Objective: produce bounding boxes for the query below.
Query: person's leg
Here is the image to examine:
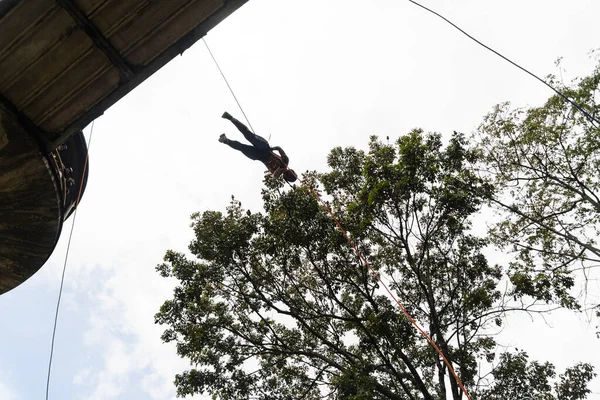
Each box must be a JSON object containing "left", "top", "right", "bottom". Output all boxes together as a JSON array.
[
  {"left": 223, "top": 112, "right": 270, "bottom": 149},
  {"left": 223, "top": 139, "right": 261, "bottom": 160}
]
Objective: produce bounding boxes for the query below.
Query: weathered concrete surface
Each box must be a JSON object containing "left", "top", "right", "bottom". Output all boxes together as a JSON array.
[
  {"left": 0, "top": 0, "right": 250, "bottom": 293},
  {"left": 0, "top": 103, "right": 62, "bottom": 295},
  {"left": 0, "top": 0, "right": 249, "bottom": 150}
]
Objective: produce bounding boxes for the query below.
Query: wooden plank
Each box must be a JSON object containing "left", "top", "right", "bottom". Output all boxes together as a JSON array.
[
  {"left": 39, "top": 68, "right": 120, "bottom": 132},
  {"left": 4, "top": 28, "right": 93, "bottom": 108},
  {"left": 87, "top": 0, "right": 153, "bottom": 37},
  {"left": 108, "top": 0, "right": 192, "bottom": 53},
  {"left": 74, "top": 0, "right": 112, "bottom": 16},
  {"left": 0, "top": 8, "right": 76, "bottom": 90},
  {"left": 0, "top": 0, "right": 55, "bottom": 59},
  {"left": 24, "top": 49, "right": 111, "bottom": 123},
  {"left": 56, "top": 0, "right": 135, "bottom": 79},
  {"left": 127, "top": 0, "right": 223, "bottom": 66}
]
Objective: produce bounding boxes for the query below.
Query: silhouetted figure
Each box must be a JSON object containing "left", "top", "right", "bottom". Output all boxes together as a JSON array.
[{"left": 219, "top": 112, "right": 297, "bottom": 182}]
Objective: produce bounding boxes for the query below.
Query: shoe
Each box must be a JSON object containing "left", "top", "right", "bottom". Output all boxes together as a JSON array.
[
  {"left": 222, "top": 111, "right": 232, "bottom": 120},
  {"left": 219, "top": 133, "right": 227, "bottom": 143}
]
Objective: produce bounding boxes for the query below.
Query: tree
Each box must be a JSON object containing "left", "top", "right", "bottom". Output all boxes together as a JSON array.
[
  {"left": 480, "top": 352, "right": 595, "bottom": 400},
  {"left": 156, "top": 130, "right": 595, "bottom": 399},
  {"left": 475, "top": 56, "right": 600, "bottom": 312}
]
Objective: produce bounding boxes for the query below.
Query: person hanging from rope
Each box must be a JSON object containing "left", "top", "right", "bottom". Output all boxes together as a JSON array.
[{"left": 219, "top": 111, "right": 297, "bottom": 182}]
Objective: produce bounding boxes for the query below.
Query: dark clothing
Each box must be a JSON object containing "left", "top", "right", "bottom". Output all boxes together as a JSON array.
[
  {"left": 225, "top": 117, "right": 289, "bottom": 171},
  {"left": 224, "top": 139, "right": 266, "bottom": 161}
]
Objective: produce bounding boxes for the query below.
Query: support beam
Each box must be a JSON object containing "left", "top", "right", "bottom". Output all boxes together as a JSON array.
[
  {"left": 0, "top": 92, "right": 52, "bottom": 152},
  {"left": 55, "top": 0, "right": 135, "bottom": 80},
  {"left": 48, "top": 0, "right": 250, "bottom": 149}
]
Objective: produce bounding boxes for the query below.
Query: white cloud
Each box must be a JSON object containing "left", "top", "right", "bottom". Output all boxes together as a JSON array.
[
  {"left": 73, "top": 367, "right": 91, "bottom": 386},
  {"left": 0, "top": 364, "right": 18, "bottom": 400},
  {"left": 70, "top": 234, "right": 208, "bottom": 399},
  {"left": 88, "top": 370, "right": 125, "bottom": 400},
  {"left": 0, "top": 381, "right": 18, "bottom": 400}
]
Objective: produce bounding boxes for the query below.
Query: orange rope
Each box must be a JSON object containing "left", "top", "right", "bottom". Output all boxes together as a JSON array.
[
  {"left": 286, "top": 174, "right": 472, "bottom": 399},
  {"left": 203, "top": 37, "right": 470, "bottom": 399}
]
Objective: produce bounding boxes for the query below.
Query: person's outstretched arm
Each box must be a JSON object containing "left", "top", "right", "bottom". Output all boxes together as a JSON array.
[{"left": 270, "top": 146, "right": 289, "bottom": 165}]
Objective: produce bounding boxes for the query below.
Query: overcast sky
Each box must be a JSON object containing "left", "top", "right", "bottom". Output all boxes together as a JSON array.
[{"left": 1, "top": 1, "right": 600, "bottom": 399}]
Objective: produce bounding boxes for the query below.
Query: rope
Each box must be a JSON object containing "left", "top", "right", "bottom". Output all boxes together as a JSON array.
[
  {"left": 203, "top": 38, "right": 258, "bottom": 134},
  {"left": 285, "top": 176, "right": 471, "bottom": 399},
  {"left": 203, "top": 37, "right": 472, "bottom": 399},
  {"left": 408, "top": 0, "right": 600, "bottom": 127},
  {"left": 45, "top": 121, "right": 94, "bottom": 400}
]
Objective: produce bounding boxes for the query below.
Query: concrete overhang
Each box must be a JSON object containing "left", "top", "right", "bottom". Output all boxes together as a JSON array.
[{"left": 0, "top": 0, "right": 249, "bottom": 294}]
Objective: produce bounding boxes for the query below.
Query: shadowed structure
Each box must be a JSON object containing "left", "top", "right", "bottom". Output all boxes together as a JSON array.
[{"left": 0, "top": 0, "right": 248, "bottom": 294}]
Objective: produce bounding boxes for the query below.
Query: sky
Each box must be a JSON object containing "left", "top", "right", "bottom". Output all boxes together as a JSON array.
[{"left": 1, "top": 0, "right": 600, "bottom": 399}]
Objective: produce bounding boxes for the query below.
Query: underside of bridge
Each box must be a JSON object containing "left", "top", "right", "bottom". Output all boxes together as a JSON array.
[{"left": 0, "top": 0, "right": 248, "bottom": 294}]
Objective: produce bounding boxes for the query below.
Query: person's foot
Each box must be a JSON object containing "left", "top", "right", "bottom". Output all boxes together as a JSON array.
[
  {"left": 222, "top": 111, "right": 232, "bottom": 120},
  {"left": 219, "top": 133, "right": 227, "bottom": 143}
]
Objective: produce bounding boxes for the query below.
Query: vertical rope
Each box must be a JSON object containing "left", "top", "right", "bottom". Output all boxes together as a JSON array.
[
  {"left": 203, "top": 38, "right": 257, "bottom": 133},
  {"left": 45, "top": 121, "right": 94, "bottom": 400}
]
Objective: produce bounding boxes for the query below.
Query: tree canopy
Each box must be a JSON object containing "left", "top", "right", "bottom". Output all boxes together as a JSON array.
[
  {"left": 476, "top": 56, "right": 600, "bottom": 313},
  {"left": 156, "top": 125, "right": 595, "bottom": 398}
]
